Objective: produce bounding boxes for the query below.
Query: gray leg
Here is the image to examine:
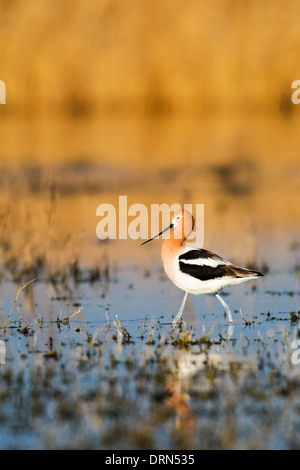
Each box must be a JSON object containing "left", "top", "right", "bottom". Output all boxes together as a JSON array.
[
  {"left": 215, "top": 293, "right": 233, "bottom": 323},
  {"left": 172, "top": 291, "right": 189, "bottom": 325}
]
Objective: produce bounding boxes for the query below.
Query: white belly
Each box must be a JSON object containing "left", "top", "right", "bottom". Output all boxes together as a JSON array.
[{"left": 163, "top": 257, "right": 256, "bottom": 295}]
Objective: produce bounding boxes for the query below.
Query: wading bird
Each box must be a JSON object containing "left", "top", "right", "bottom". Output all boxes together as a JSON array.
[{"left": 141, "top": 209, "right": 263, "bottom": 325}]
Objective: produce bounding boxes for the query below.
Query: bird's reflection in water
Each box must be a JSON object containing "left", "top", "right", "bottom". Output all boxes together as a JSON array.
[{"left": 165, "top": 323, "right": 234, "bottom": 438}]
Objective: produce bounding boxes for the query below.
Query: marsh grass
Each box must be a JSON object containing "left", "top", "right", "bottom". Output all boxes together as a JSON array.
[
  {"left": 239, "top": 308, "right": 254, "bottom": 327},
  {"left": 113, "top": 316, "right": 134, "bottom": 344},
  {"left": 169, "top": 322, "right": 216, "bottom": 349},
  {"left": 1, "top": 311, "right": 300, "bottom": 449},
  {"left": 0, "top": 170, "right": 112, "bottom": 289},
  {"left": 0, "top": 277, "right": 83, "bottom": 337},
  {"left": 56, "top": 306, "right": 83, "bottom": 326},
  {"left": 0, "top": 278, "right": 38, "bottom": 329}
]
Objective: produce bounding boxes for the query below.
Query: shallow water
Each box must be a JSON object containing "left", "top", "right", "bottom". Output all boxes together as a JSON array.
[
  {"left": 0, "top": 112, "right": 299, "bottom": 448},
  {"left": 0, "top": 231, "right": 299, "bottom": 449}
]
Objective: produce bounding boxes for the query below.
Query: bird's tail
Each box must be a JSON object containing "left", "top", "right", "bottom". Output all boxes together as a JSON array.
[{"left": 229, "top": 265, "right": 264, "bottom": 278}]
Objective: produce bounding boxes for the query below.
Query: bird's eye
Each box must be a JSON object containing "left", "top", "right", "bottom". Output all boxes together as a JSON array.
[{"left": 176, "top": 215, "right": 181, "bottom": 220}]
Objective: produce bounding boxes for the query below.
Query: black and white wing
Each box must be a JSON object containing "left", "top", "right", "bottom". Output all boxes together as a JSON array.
[{"left": 179, "top": 249, "right": 263, "bottom": 281}]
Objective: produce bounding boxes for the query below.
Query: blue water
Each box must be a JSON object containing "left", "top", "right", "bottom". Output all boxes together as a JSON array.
[{"left": 0, "top": 232, "right": 300, "bottom": 449}]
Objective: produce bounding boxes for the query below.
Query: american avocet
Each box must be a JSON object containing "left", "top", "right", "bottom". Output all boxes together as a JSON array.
[{"left": 142, "top": 209, "right": 263, "bottom": 325}]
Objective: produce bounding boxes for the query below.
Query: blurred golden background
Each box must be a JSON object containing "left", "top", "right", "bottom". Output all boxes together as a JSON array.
[
  {"left": 1, "top": 0, "right": 300, "bottom": 117},
  {"left": 0, "top": 0, "right": 299, "bottom": 280}
]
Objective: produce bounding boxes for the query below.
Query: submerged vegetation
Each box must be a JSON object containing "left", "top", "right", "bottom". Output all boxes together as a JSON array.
[
  {"left": 0, "top": 159, "right": 298, "bottom": 449},
  {"left": 0, "top": 250, "right": 300, "bottom": 450},
  {"left": 1, "top": 299, "right": 300, "bottom": 450}
]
